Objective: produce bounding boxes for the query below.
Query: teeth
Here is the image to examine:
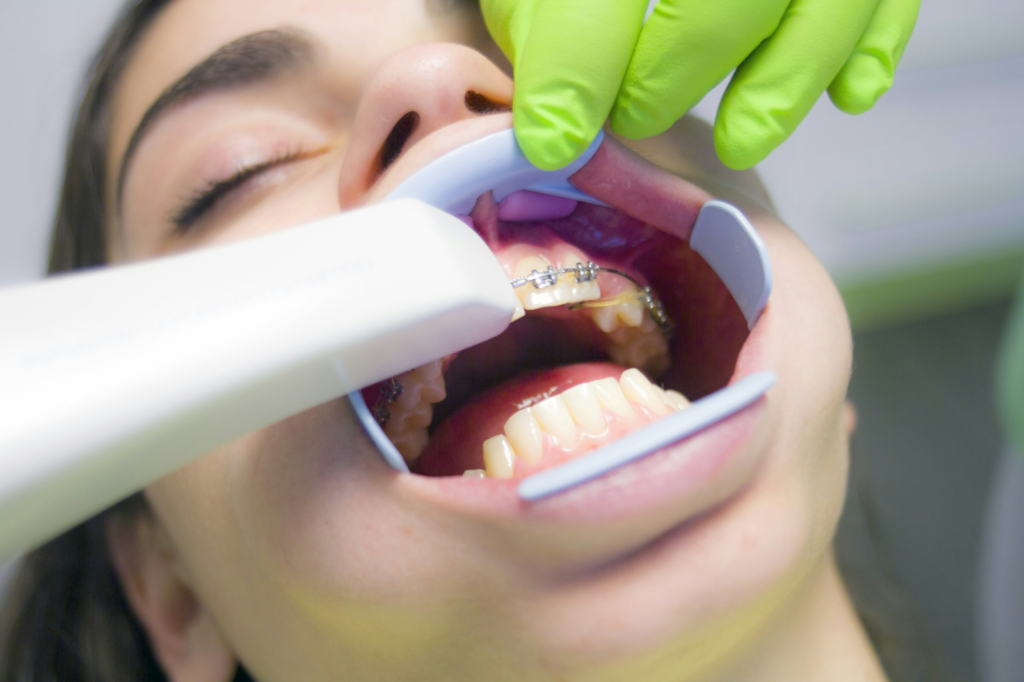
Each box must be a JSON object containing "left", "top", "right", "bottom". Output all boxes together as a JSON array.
[
  {"left": 512, "top": 297, "right": 526, "bottom": 322},
  {"left": 503, "top": 409, "right": 544, "bottom": 463},
  {"left": 615, "top": 299, "right": 645, "bottom": 328},
  {"left": 388, "top": 428, "right": 429, "bottom": 465},
  {"left": 386, "top": 400, "right": 432, "bottom": 430},
  {"left": 591, "top": 377, "right": 636, "bottom": 419},
  {"left": 408, "top": 361, "right": 446, "bottom": 403},
  {"left": 652, "top": 386, "right": 678, "bottom": 412},
  {"left": 590, "top": 306, "right": 620, "bottom": 333},
  {"left": 463, "top": 469, "right": 486, "bottom": 478},
  {"left": 560, "top": 251, "right": 601, "bottom": 302},
  {"left": 531, "top": 395, "right": 579, "bottom": 449},
  {"left": 514, "top": 257, "right": 568, "bottom": 310},
  {"left": 585, "top": 290, "right": 646, "bottom": 333},
  {"left": 378, "top": 360, "right": 448, "bottom": 465},
  {"left": 619, "top": 368, "right": 671, "bottom": 416},
  {"left": 384, "top": 237, "right": 683, "bottom": 473},
  {"left": 508, "top": 255, "right": 670, "bottom": 381},
  {"left": 561, "top": 383, "right": 607, "bottom": 435},
  {"left": 482, "top": 435, "right": 517, "bottom": 478},
  {"left": 607, "top": 318, "right": 670, "bottom": 378},
  {"left": 478, "top": 370, "right": 691, "bottom": 478},
  {"left": 666, "top": 389, "right": 690, "bottom": 411},
  {"left": 513, "top": 256, "right": 551, "bottom": 281},
  {"left": 512, "top": 255, "right": 601, "bottom": 311}
]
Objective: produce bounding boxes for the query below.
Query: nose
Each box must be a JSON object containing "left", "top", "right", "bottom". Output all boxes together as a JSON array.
[{"left": 338, "top": 43, "right": 513, "bottom": 207}]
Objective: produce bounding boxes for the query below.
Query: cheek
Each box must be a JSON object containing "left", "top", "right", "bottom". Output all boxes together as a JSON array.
[
  {"left": 777, "top": 258, "right": 853, "bottom": 546},
  {"left": 729, "top": 222, "right": 854, "bottom": 579},
  {"left": 227, "top": 401, "right": 402, "bottom": 587},
  {"left": 147, "top": 400, "right": 501, "bottom": 671},
  {"left": 744, "top": 390, "right": 850, "bottom": 583},
  {"left": 223, "top": 402, "right": 485, "bottom": 614}
]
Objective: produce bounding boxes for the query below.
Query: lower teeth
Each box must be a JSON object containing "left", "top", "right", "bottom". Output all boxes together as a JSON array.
[
  {"left": 476, "top": 367, "right": 689, "bottom": 479},
  {"left": 373, "top": 358, "right": 690, "bottom": 480}
]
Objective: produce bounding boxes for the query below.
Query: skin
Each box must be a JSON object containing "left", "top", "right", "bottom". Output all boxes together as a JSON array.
[{"left": 103, "top": 0, "right": 884, "bottom": 680}]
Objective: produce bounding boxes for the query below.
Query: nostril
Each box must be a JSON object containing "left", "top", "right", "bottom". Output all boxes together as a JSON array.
[
  {"left": 376, "top": 111, "right": 420, "bottom": 176},
  {"left": 464, "top": 91, "right": 511, "bottom": 115}
]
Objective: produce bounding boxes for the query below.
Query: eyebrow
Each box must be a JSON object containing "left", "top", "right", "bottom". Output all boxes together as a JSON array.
[{"left": 116, "top": 28, "right": 316, "bottom": 210}]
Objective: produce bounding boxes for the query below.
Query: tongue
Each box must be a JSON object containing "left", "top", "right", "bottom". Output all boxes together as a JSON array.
[{"left": 415, "top": 362, "right": 661, "bottom": 478}]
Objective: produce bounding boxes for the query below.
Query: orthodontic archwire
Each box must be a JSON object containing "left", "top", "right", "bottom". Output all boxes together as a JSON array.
[
  {"left": 509, "top": 261, "right": 674, "bottom": 338},
  {"left": 374, "top": 262, "right": 673, "bottom": 429}
]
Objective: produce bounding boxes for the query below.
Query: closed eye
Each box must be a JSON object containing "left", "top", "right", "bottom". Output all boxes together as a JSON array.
[{"left": 170, "top": 149, "right": 316, "bottom": 235}]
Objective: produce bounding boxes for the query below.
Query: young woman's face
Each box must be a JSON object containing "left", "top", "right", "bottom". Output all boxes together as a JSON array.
[{"left": 109, "top": 0, "right": 854, "bottom": 678}]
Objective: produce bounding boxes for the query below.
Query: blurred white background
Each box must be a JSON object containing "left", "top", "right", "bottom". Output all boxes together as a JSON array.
[{"left": 0, "top": 0, "right": 124, "bottom": 283}]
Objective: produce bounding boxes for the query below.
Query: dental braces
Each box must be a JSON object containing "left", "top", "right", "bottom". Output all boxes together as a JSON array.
[
  {"left": 373, "top": 263, "right": 672, "bottom": 429},
  {"left": 373, "top": 377, "right": 403, "bottom": 427},
  {"left": 510, "top": 261, "right": 673, "bottom": 337}
]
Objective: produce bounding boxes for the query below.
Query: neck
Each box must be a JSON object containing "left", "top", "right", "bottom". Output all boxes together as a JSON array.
[{"left": 724, "top": 552, "right": 888, "bottom": 682}]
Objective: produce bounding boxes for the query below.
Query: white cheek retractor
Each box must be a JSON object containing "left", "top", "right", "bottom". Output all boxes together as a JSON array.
[
  {"left": 0, "top": 200, "right": 518, "bottom": 562},
  {"left": 351, "top": 129, "right": 776, "bottom": 499}
]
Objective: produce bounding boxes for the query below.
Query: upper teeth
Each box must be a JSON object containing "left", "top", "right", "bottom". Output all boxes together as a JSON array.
[
  {"left": 512, "top": 255, "right": 601, "bottom": 311},
  {"left": 381, "top": 358, "right": 447, "bottom": 464},
  {"left": 509, "top": 254, "right": 672, "bottom": 342}
]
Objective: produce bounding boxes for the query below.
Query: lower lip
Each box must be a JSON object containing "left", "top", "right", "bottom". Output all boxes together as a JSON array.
[{"left": 400, "top": 384, "right": 771, "bottom": 526}]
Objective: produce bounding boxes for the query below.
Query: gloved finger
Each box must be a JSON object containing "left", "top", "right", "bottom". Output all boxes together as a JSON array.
[
  {"left": 511, "top": 0, "right": 649, "bottom": 170},
  {"left": 479, "top": 0, "right": 538, "bottom": 67},
  {"left": 828, "top": 0, "right": 921, "bottom": 114},
  {"left": 714, "top": 0, "right": 881, "bottom": 170},
  {"left": 610, "top": 0, "right": 790, "bottom": 140}
]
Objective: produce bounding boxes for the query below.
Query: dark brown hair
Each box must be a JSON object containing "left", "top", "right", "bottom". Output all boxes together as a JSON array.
[{"left": 46, "top": 0, "right": 172, "bottom": 275}]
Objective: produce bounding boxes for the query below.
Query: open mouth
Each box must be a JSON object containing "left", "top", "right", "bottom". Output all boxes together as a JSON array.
[{"left": 354, "top": 129, "right": 772, "bottom": 500}]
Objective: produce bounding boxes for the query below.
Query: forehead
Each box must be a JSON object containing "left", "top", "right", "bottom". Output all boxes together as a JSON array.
[{"left": 107, "top": 0, "right": 478, "bottom": 205}]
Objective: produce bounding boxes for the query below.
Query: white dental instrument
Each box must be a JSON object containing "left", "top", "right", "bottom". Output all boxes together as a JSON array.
[
  {"left": 352, "top": 129, "right": 776, "bottom": 495},
  {"left": 0, "top": 199, "right": 518, "bottom": 562}
]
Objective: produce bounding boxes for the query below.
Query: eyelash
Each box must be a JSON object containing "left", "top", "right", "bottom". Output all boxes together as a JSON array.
[{"left": 171, "top": 149, "right": 308, "bottom": 234}]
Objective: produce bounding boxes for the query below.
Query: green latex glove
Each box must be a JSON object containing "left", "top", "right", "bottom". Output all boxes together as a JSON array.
[{"left": 482, "top": 0, "right": 920, "bottom": 171}]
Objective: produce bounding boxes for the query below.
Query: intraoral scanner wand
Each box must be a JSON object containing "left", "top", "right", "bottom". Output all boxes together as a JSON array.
[{"left": 0, "top": 199, "right": 519, "bottom": 562}]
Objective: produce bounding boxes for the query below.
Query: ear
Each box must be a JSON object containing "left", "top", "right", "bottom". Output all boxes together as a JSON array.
[
  {"left": 843, "top": 400, "right": 858, "bottom": 437},
  {"left": 107, "top": 507, "right": 237, "bottom": 682}
]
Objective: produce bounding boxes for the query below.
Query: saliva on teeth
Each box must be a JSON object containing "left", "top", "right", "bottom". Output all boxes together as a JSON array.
[{"left": 373, "top": 251, "right": 683, "bottom": 476}]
